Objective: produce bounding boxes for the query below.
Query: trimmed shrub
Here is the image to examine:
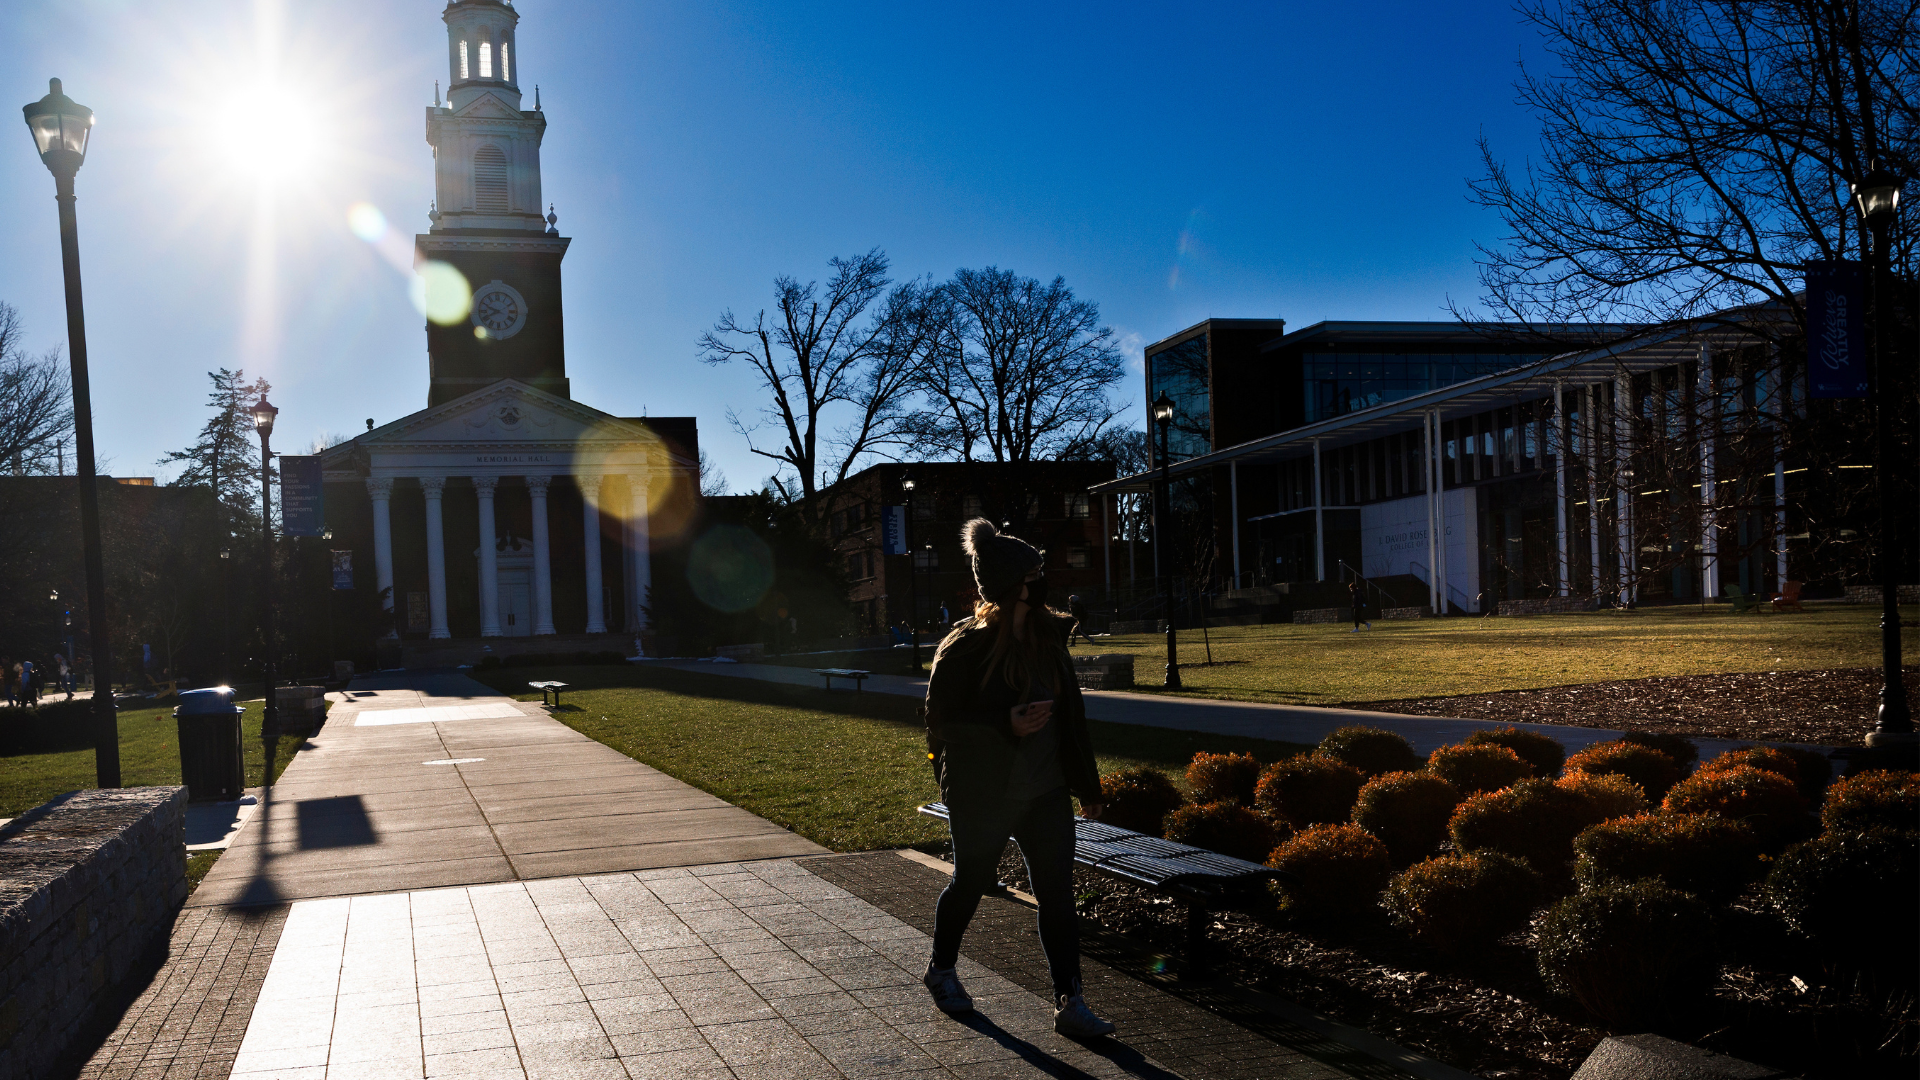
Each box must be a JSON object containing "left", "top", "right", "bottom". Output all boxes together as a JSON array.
[
  {"left": 1556, "top": 771, "right": 1650, "bottom": 822},
  {"left": 1819, "top": 769, "right": 1919, "bottom": 835},
  {"left": 1449, "top": 778, "right": 1602, "bottom": 878},
  {"left": 1187, "top": 751, "right": 1262, "bottom": 806},
  {"left": 1268, "top": 823, "right": 1393, "bottom": 922},
  {"left": 1317, "top": 726, "right": 1423, "bottom": 777},
  {"left": 1255, "top": 754, "right": 1366, "bottom": 828},
  {"left": 1537, "top": 880, "right": 1718, "bottom": 1030},
  {"left": 1698, "top": 746, "right": 1801, "bottom": 789},
  {"left": 1766, "top": 745, "right": 1833, "bottom": 801},
  {"left": 1562, "top": 741, "right": 1683, "bottom": 801},
  {"left": 1573, "top": 812, "right": 1763, "bottom": 902},
  {"left": 1164, "top": 800, "right": 1283, "bottom": 864},
  {"left": 1662, "top": 765, "right": 1809, "bottom": 849},
  {"left": 1098, "top": 767, "right": 1185, "bottom": 836},
  {"left": 1427, "top": 743, "right": 1533, "bottom": 796},
  {"left": 1352, "top": 771, "right": 1461, "bottom": 866},
  {"left": 1462, "top": 726, "right": 1567, "bottom": 778},
  {"left": 1762, "top": 827, "right": 1918, "bottom": 984},
  {"left": 1381, "top": 852, "right": 1542, "bottom": 955},
  {"left": 1618, "top": 729, "right": 1700, "bottom": 769}
]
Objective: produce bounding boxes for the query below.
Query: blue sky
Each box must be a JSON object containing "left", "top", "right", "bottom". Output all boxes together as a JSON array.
[{"left": 2, "top": 0, "right": 1549, "bottom": 492}]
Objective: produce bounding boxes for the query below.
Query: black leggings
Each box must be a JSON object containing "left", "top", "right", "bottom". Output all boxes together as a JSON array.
[{"left": 931, "top": 787, "right": 1081, "bottom": 999}]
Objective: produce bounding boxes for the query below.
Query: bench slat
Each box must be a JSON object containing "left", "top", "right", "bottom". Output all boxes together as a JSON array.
[{"left": 918, "top": 802, "right": 1291, "bottom": 891}]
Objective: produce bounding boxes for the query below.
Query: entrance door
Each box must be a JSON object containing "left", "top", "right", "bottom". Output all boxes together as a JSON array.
[{"left": 499, "top": 570, "right": 533, "bottom": 637}]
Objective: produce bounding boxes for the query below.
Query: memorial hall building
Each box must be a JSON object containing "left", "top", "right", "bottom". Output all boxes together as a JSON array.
[{"left": 320, "top": 0, "right": 697, "bottom": 661}]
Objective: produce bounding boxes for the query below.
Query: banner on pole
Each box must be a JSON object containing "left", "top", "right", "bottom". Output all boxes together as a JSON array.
[
  {"left": 331, "top": 550, "right": 353, "bottom": 590},
  {"left": 882, "top": 505, "right": 907, "bottom": 555},
  {"left": 280, "top": 455, "right": 326, "bottom": 536},
  {"left": 1806, "top": 260, "right": 1867, "bottom": 399}
]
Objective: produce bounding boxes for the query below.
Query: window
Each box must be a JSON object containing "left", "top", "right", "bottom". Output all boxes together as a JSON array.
[
  {"left": 479, "top": 39, "right": 494, "bottom": 79},
  {"left": 458, "top": 40, "right": 470, "bottom": 80},
  {"left": 845, "top": 553, "right": 865, "bottom": 580},
  {"left": 1066, "top": 547, "right": 1090, "bottom": 569},
  {"left": 500, "top": 40, "right": 510, "bottom": 82},
  {"left": 1026, "top": 494, "right": 1045, "bottom": 519},
  {"left": 912, "top": 493, "right": 935, "bottom": 521},
  {"left": 473, "top": 146, "right": 509, "bottom": 211},
  {"left": 914, "top": 547, "right": 939, "bottom": 570},
  {"left": 1065, "top": 493, "right": 1090, "bottom": 518},
  {"left": 962, "top": 495, "right": 983, "bottom": 518}
]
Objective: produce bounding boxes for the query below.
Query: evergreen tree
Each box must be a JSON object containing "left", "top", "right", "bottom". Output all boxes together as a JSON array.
[{"left": 159, "top": 368, "right": 274, "bottom": 530}]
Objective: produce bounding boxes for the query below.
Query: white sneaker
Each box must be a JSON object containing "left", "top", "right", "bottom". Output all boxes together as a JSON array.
[
  {"left": 1053, "top": 993, "right": 1116, "bottom": 1037},
  {"left": 923, "top": 963, "right": 973, "bottom": 1014}
]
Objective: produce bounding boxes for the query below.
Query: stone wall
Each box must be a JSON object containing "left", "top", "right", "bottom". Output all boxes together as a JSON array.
[
  {"left": 1107, "top": 619, "right": 1167, "bottom": 635},
  {"left": 1844, "top": 584, "right": 1920, "bottom": 604},
  {"left": 1496, "top": 596, "right": 1598, "bottom": 616},
  {"left": 1380, "top": 606, "right": 1429, "bottom": 620},
  {"left": 1072, "top": 654, "right": 1135, "bottom": 691},
  {"left": 1293, "top": 607, "right": 1346, "bottom": 624},
  {"left": 0, "top": 787, "right": 187, "bottom": 1080}
]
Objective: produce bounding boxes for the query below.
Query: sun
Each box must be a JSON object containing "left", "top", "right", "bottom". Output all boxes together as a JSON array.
[{"left": 208, "top": 79, "right": 335, "bottom": 185}]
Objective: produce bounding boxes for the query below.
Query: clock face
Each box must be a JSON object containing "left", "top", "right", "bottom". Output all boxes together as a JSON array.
[{"left": 470, "top": 280, "right": 528, "bottom": 339}]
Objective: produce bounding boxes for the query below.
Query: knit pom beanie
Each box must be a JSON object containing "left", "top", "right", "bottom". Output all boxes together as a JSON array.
[{"left": 961, "top": 518, "right": 1043, "bottom": 605}]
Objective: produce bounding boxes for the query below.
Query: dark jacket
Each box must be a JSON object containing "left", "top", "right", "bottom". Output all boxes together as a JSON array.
[{"left": 920, "top": 612, "right": 1101, "bottom": 811}]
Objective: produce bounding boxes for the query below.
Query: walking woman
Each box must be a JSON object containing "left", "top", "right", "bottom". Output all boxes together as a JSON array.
[{"left": 919, "top": 519, "right": 1115, "bottom": 1037}]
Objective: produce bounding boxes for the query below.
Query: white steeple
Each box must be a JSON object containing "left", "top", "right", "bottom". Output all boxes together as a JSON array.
[{"left": 426, "top": 0, "right": 548, "bottom": 233}]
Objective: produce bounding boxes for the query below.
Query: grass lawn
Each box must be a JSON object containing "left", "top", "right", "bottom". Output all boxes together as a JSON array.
[
  {"left": 476, "top": 665, "right": 1310, "bottom": 852},
  {"left": 0, "top": 699, "right": 303, "bottom": 819},
  {"left": 1075, "top": 604, "right": 1920, "bottom": 705}
]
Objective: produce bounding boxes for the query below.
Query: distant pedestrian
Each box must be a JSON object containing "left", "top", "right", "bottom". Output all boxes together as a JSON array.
[
  {"left": 55, "top": 654, "right": 71, "bottom": 699},
  {"left": 1066, "top": 595, "right": 1096, "bottom": 647},
  {"left": 1348, "top": 579, "right": 1372, "bottom": 632},
  {"left": 937, "top": 601, "right": 951, "bottom": 628}
]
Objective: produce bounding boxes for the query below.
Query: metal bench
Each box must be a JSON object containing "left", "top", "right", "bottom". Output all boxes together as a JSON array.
[
  {"left": 812, "top": 668, "right": 871, "bottom": 693},
  {"left": 918, "top": 801, "right": 1296, "bottom": 974},
  {"left": 527, "top": 681, "right": 569, "bottom": 707}
]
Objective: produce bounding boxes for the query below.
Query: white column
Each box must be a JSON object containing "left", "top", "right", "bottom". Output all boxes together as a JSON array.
[
  {"left": 527, "top": 475, "right": 556, "bottom": 635},
  {"left": 1432, "top": 412, "right": 1449, "bottom": 613},
  {"left": 421, "top": 477, "right": 451, "bottom": 639},
  {"left": 1774, "top": 352, "right": 1789, "bottom": 588},
  {"left": 1586, "top": 384, "right": 1603, "bottom": 597},
  {"left": 1311, "top": 439, "right": 1325, "bottom": 582},
  {"left": 626, "top": 473, "right": 652, "bottom": 632},
  {"left": 1102, "top": 493, "right": 1112, "bottom": 592},
  {"left": 580, "top": 475, "right": 607, "bottom": 633},
  {"left": 1697, "top": 346, "right": 1718, "bottom": 602},
  {"left": 366, "top": 477, "right": 397, "bottom": 634},
  {"left": 1425, "top": 411, "right": 1439, "bottom": 612},
  {"left": 1554, "top": 382, "right": 1570, "bottom": 597},
  {"left": 1614, "top": 373, "right": 1635, "bottom": 605},
  {"left": 475, "top": 475, "right": 502, "bottom": 637},
  {"left": 1229, "top": 460, "right": 1242, "bottom": 590}
]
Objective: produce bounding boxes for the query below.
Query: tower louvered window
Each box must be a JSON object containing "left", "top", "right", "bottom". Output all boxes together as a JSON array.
[{"left": 473, "top": 146, "right": 509, "bottom": 211}]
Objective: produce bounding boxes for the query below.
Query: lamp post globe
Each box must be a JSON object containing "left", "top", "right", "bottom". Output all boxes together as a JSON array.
[
  {"left": 254, "top": 396, "right": 282, "bottom": 778},
  {"left": 24, "top": 78, "right": 117, "bottom": 786},
  {"left": 1151, "top": 392, "right": 1181, "bottom": 690},
  {"left": 1850, "top": 162, "right": 1913, "bottom": 745},
  {"left": 901, "top": 470, "right": 922, "bottom": 672}
]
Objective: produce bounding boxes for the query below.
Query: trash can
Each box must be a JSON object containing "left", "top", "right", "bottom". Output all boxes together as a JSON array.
[{"left": 175, "top": 687, "right": 245, "bottom": 802}]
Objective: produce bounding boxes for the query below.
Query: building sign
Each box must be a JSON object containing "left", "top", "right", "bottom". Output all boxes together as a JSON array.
[
  {"left": 882, "top": 505, "right": 907, "bottom": 555},
  {"left": 331, "top": 550, "right": 353, "bottom": 590},
  {"left": 1806, "top": 260, "right": 1867, "bottom": 399},
  {"left": 280, "top": 455, "right": 325, "bottom": 536},
  {"left": 1359, "top": 490, "right": 1480, "bottom": 611}
]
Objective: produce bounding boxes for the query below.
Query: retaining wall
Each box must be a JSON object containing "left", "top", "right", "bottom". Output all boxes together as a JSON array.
[
  {"left": 1497, "top": 596, "right": 1599, "bottom": 616},
  {"left": 0, "top": 787, "right": 187, "bottom": 1080}
]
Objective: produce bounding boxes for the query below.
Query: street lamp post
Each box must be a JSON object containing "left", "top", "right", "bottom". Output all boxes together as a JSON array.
[
  {"left": 901, "top": 471, "right": 922, "bottom": 672},
  {"left": 219, "top": 547, "right": 232, "bottom": 685},
  {"left": 252, "top": 397, "right": 281, "bottom": 781},
  {"left": 1152, "top": 392, "right": 1182, "bottom": 690},
  {"left": 1851, "top": 164, "right": 1913, "bottom": 745},
  {"left": 23, "top": 79, "right": 117, "bottom": 786}
]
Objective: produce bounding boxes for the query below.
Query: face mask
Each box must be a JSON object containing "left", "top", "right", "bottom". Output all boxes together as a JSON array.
[{"left": 1024, "top": 575, "right": 1049, "bottom": 610}]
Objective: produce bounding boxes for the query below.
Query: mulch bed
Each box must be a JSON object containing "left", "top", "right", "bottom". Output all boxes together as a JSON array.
[{"left": 1348, "top": 666, "right": 1920, "bottom": 747}]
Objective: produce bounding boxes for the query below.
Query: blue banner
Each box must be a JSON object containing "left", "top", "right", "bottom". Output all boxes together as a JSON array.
[
  {"left": 280, "top": 455, "right": 325, "bottom": 536},
  {"left": 1806, "top": 260, "right": 1867, "bottom": 399},
  {"left": 881, "top": 505, "right": 907, "bottom": 555},
  {"left": 331, "top": 550, "right": 353, "bottom": 590}
]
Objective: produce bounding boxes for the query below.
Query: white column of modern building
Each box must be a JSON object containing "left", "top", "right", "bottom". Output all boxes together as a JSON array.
[
  {"left": 1697, "top": 344, "right": 1720, "bottom": 602},
  {"left": 364, "top": 474, "right": 651, "bottom": 638}
]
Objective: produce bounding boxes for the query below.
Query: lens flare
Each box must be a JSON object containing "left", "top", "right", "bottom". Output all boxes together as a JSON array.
[
  {"left": 347, "top": 202, "right": 387, "bottom": 242},
  {"left": 413, "top": 261, "right": 472, "bottom": 325},
  {"left": 686, "top": 525, "right": 775, "bottom": 614}
]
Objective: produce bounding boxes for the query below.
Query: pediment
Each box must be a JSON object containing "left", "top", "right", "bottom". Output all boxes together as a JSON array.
[{"left": 455, "top": 92, "right": 523, "bottom": 121}]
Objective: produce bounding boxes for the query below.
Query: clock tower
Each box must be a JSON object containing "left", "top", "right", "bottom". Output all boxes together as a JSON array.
[{"left": 418, "top": 0, "right": 570, "bottom": 406}]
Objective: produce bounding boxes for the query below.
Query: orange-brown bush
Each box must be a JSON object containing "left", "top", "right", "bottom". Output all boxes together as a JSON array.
[
  {"left": 1699, "top": 747, "right": 1800, "bottom": 788},
  {"left": 1187, "top": 751, "right": 1262, "bottom": 806},
  {"left": 1097, "top": 767, "right": 1185, "bottom": 836},
  {"left": 1449, "top": 778, "right": 1605, "bottom": 879},
  {"left": 1317, "top": 726, "right": 1423, "bottom": 777},
  {"left": 1163, "top": 800, "right": 1283, "bottom": 863},
  {"left": 1267, "top": 823, "right": 1392, "bottom": 922},
  {"left": 1254, "top": 754, "right": 1366, "bottom": 828},
  {"left": 1572, "top": 812, "right": 1763, "bottom": 902},
  {"left": 1556, "top": 770, "right": 1650, "bottom": 822},
  {"left": 1381, "top": 852, "right": 1542, "bottom": 955},
  {"left": 1537, "top": 881, "right": 1717, "bottom": 1030},
  {"left": 1562, "top": 741, "right": 1683, "bottom": 801},
  {"left": 1461, "top": 727, "right": 1566, "bottom": 778},
  {"left": 1663, "top": 765, "right": 1809, "bottom": 849},
  {"left": 1618, "top": 729, "right": 1700, "bottom": 769},
  {"left": 1351, "top": 771, "right": 1461, "bottom": 865},
  {"left": 1819, "top": 769, "right": 1919, "bottom": 835},
  {"left": 1427, "top": 743, "right": 1533, "bottom": 796},
  {"left": 1765, "top": 745, "right": 1832, "bottom": 800}
]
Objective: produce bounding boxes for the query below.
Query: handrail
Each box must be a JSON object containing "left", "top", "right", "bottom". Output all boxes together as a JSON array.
[{"left": 1335, "top": 560, "right": 1401, "bottom": 608}]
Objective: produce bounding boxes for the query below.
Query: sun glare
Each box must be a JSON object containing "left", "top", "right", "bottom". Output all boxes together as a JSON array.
[{"left": 213, "top": 80, "right": 332, "bottom": 184}]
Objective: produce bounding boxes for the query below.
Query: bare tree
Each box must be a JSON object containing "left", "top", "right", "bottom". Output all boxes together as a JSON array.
[
  {"left": 1467, "top": 0, "right": 1917, "bottom": 336},
  {"left": 902, "top": 267, "right": 1128, "bottom": 464},
  {"left": 698, "top": 449, "right": 729, "bottom": 498},
  {"left": 698, "top": 250, "right": 917, "bottom": 512},
  {"left": 0, "top": 302, "right": 74, "bottom": 474}
]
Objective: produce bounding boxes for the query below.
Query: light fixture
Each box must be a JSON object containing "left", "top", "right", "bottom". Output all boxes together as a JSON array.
[
  {"left": 250, "top": 396, "right": 279, "bottom": 436},
  {"left": 1851, "top": 164, "right": 1901, "bottom": 226},
  {"left": 21, "top": 78, "right": 92, "bottom": 178},
  {"left": 1152, "top": 391, "right": 1175, "bottom": 426}
]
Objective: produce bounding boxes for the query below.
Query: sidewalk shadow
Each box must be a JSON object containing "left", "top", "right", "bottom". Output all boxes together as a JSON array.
[{"left": 954, "top": 1013, "right": 1182, "bottom": 1080}]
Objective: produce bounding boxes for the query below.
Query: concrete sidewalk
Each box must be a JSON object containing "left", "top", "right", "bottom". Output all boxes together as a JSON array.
[{"left": 640, "top": 659, "right": 1777, "bottom": 759}]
